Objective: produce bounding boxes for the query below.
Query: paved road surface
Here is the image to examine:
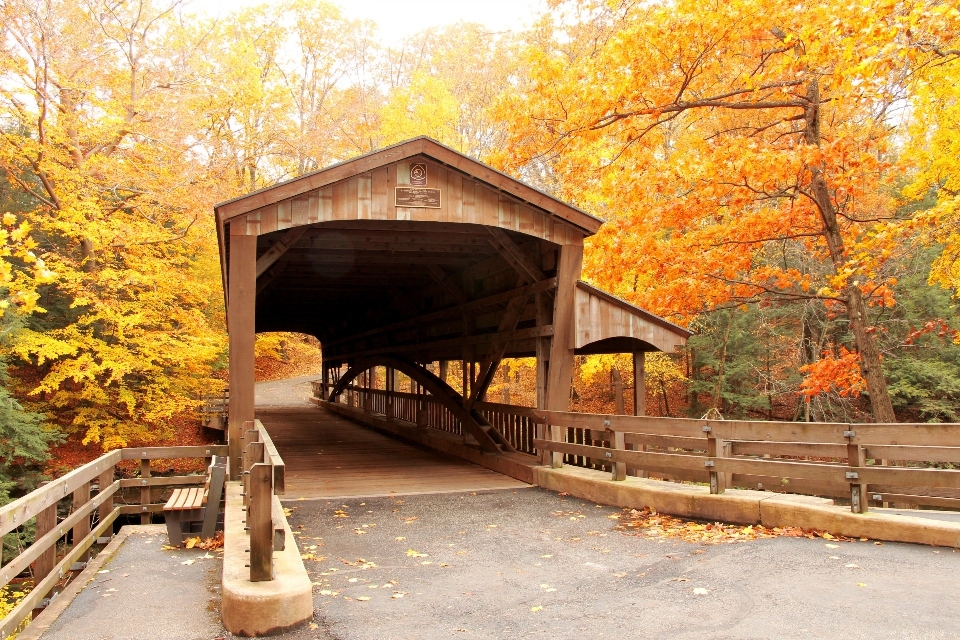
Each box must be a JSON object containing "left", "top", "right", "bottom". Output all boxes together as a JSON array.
[{"left": 274, "top": 487, "right": 960, "bottom": 640}]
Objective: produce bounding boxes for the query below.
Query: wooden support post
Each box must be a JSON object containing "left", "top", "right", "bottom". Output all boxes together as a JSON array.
[
  {"left": 722, "top": 441, "right": 735, "bottom": 489},
  {"left": 34, "top": 501, "right": 57, "bottom": 583},
  {"left": 610, "top": 429, "right": 627, "bottom": 481},
  {"left": 97, "top": 467, "right": 114, "bottom": 527},
  {"left": 848, "top": 441, "right": 868, "bottom": 513},
  {"left": 706, "top": 429, "right": 725, "bottom": 494},
  {"left": 544, "top": 242, "right": 583, "bottom": 468},
  {"left": 321, "top": 365, "right": 330, "bottom": 400},
  {"left": 385, "top": 367, "right": 395, "bottom": 418},
  {"left": 140, "top": 458, "right": 151, "bottom": 524},
  {"left": 535, "top": 291, "right": 551, "bottom": 411},
  {"left": 228, "top": 230, "right": 257, "bottom": 481},
  {"left": 612, "top": 368, "right": 625, "bottom": 415},
  {"left": 439, "top": 360, "right": 448, "bottom": 385},
  {"left": 72, "top": 482, "right": 91, "bottom": 562},
  {"left": 632, "top": 352, "right": 646, "bottom": 417},
  {"left": 631, "top": 351, "right": 647, "bottom": 478},
  {"left": 248, "top": 463, "right": 273, "bottom": 582}
]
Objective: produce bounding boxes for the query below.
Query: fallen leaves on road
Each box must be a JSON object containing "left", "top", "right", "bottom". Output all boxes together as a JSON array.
[
  {"left": 614, "top": 507, "right": 855, "bottom": 544},
  {"left": 198, "top": 532, "right": 224, "bottom": 550},
  {"left": 530, "top": 605, "right": 543, "bottom": 612},
  {"left": 334, "top": 510, "right": 349, "bottom": 518},
  {"left": 406, "top": 549, "right": 428, "bottom": 558}
]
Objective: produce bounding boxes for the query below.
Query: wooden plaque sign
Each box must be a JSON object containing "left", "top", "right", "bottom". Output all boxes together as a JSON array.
[{"left": 395, "top": 187, "right": 441, "bottom": 208}]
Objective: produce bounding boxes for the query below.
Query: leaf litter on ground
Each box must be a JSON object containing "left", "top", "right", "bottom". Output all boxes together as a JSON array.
[{"left": 614, "top": 507, "right": 858, "bottom": 544}]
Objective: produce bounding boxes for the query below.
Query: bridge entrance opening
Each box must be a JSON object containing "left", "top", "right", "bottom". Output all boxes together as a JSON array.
[{"left": 215, "top": 137, "right": 690, "bottom": 484}]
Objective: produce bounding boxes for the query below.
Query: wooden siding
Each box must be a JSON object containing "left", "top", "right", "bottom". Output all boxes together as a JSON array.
[
  {"left": 574, "top": 284, "right": 688, "bottom": 353},
  {"left": 233, "top": 158, "right": 582, "bottom": 246}
]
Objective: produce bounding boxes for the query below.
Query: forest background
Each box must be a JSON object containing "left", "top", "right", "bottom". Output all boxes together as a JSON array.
[{"left": 0, "top": 0, "right": 958, "bottom": 499}]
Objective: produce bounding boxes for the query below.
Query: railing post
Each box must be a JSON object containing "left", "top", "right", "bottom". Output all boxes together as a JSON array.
[
  {"left": 549, "top": 423, "right": 564, "bottom": 469},
  {"left": 847, "top": 432, "right": 868, "bottom": 513},
  {"left": 140, "top": 458, "right": 151, "bottom": 524},
  {"left": 610, "top": 426, "right": 626, "bottom": 481},
  {"left": 243, "top": 431, "right": 263, "bottom": 507},
  {"left": 33, "top": 500, "right": 57, "bottom": 586},
  {"left": 248, "top": 462, "right": 273, "bottom": 582},
  {"left": 72, "top": 481, "right": 91, "bottom": 562},
  {"left": 97, "top": 466, "right": 114, "bottom": 526},
  {"left": 705, "top": 425, "right": 725, "bottom": 494}
]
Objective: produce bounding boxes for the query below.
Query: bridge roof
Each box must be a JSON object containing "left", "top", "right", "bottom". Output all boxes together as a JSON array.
[{"left": 214, "top": 138, "right": 688, "bottom": 366}]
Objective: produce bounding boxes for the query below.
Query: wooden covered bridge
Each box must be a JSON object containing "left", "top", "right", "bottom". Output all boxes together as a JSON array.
[{"left": 214, "top": 136, "right": 691, "bottom": 487}]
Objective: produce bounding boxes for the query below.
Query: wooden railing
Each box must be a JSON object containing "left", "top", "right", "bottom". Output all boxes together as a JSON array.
[
  {"left": 320, "top": 382, "right": 541, "bottom": 454},
  {"left": 532, "top": 410, "right": 960, "bottom": 513},
  {"left": 0, "top": 444, "right": 225, "bottom": 639},
  {"left": 241, "top": 420, "right": 286, "bottom": 582}
]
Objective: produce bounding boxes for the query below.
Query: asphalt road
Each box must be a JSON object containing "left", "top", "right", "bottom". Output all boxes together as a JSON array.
[{"left": 267, "top": 487, "right": 960, "bottom": 640}]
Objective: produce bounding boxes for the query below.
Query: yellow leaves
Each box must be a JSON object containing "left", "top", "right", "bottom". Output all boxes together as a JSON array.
[{"left": 405, "top": 549, "right": 428, "bottom": 558}]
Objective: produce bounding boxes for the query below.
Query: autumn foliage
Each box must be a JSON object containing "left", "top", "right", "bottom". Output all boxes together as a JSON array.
[{"left": 0, "top": 0, "right": 957, "bottom": 487}]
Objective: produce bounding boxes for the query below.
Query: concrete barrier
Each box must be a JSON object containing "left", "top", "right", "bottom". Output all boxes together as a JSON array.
[
  {"left": 221, "top": 482, "right": 312, "bottom": 636},
  {"left": 534, "top": 465, "right": 960, "bottom": 547}
]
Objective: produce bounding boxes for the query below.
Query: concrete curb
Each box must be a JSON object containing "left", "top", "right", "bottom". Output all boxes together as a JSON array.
[
  {"left": 221, "top": 482, "right": 313, "bottom": 637},
  {"left": 534, "top": 465, "right": 960, "bottom": 547}
]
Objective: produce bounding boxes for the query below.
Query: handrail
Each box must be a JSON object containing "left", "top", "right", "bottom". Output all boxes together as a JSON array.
[
  {"left": 242, "top": 420, "right": 289, "bottom": 582},
  {"left": 0, "top": 445, "right": 224, "bottom": 640}
]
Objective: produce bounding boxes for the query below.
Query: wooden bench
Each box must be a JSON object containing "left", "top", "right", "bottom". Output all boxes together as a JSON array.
[{"left": 163, "top": 455, "right": 226, "bottom": 546}]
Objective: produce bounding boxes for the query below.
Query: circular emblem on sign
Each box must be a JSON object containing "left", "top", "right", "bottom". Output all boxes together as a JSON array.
[{"left": 410, "top": 163, "right": 427, "bottom": 186}]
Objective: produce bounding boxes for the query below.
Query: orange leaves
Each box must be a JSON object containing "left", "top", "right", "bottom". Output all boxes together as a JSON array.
[
  {"left": 799, "top": 347, "right": 867, "bottom": 398},
  {"left": 614, "top": 507, "right": 851, "bottom": 544}
]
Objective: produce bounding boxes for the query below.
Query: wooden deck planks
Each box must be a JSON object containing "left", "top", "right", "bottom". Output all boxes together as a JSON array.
[{"left": 255, "top": 406, "right": 529, "bottom": 499}]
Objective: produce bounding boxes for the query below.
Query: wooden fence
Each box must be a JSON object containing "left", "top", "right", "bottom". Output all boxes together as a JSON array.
[
  {"left": 316, "top": 379, "right": 960, "bottom": 513},
  {"left": 531, "top": 410, "right": 960, "bottom": 513},
  {"left": 0, "top": 444, "right": 226, "bottom": 639},
  {"left": 241, "top": 420, "right": 286, "bottom": 582}
]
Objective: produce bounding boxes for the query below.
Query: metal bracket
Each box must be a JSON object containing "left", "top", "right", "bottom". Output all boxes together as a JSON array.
[
  {"left": 702, "top": 425, "right": 712, "bottom": 433},
  {"left": 605, "top": 452, "right": 612, "bottom": 458},
  {"left": 845, "top": 471, "right": 859, "bottom": 480},
  {"left": 843, "top": 430, "right": 856, "bottom": 438},
  {"left": 603, "top": 419, "right": 611, "bottom": 427},
  {"left": 704, "top": 460, "right": 715, "bottom": 468},
  {"left": 872, "top": 494, "right": 883, "bottom": 501}
]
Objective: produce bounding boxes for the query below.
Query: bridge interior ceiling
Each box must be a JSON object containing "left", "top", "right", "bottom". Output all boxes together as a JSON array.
[{"left": 249, "top": 220, "right": 581, "bottom": 365}]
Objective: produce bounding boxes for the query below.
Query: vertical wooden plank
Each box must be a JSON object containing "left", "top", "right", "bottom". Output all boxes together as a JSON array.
[
  {"left": 535, "top": 292, "right": 551, "bottom": 410},
  {"left": 331, "top": 180, "right": 347, "bottom": 220},
  {"left": 481, "top": 187, "right": 498, "bottom": 227},
  {"left": 34, "top": 501, "right": 57, "bottom": 584},
  {"left": 140, "top": 459, "right": 151, "bottom": 524},
  {"left": 291, "top": 196, "right": 309, "bottom": 227},
  {"left": 260, "top": 206, "right": 279, "bottom": 234},
  {"left": 371, "top": 167, "right": 390, "bottom": 219},
  {"left": 319, "top": 187, "right": 333, "bottom": 221},
  {"left": 358, "top": 173, "right": 372, "bottom": 219},
  {"left": 228, "top": 230, "right": 257, "bottom": 480},
  {"left": 245, "top": 212, "right": 260, "bottom": 236},
  {"left": 307, "top": 192, "right": 320, "bottom": 223},
  {"left": 707, "top": 433, "right": 725, "bottom": 494},
  {"left": 277, "top": 200, "right": 293, "bottom": 230},
  {"left": 72, "top": 482, "right": 91, "bottom": 561},
  {"left": 545, "top": 242, "right": 583, "bottom": 468},
  {"left": 248, "top": 463, "right": 273, "bottom": 582},
  {"left": 447, "top": 172, "right": 463, "bottom": 222}
]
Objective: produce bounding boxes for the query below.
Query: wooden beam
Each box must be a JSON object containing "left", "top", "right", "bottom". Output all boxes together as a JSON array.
[
  {"left": 256, "top": 227, "right": 307, "bottom": 278},
  {"left": 486, "top": 227, "right": 546, "bottom": 284},
  {"left": 427, "top": 266, "right": 468, "bottom": 305},
  {"left": 467, "top": 280, "right": 530, "bottom": 407},
  {"left": 324, "top": 278, "right": 558, "bottom": 352},
  {"left": 329, "top": 325, "right": 553, "bottom": 363},
  {"left": 633, "top": 352, "right": 646, "bottom": 416},
  {"left": 256, "top": 260, "right": 288, "bottom": 296}
]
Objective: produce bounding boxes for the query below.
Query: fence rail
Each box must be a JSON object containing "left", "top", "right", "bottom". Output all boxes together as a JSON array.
[
  {"left": 0, "top": 444, "right": 225, "bottom": 640},
  {"left": 241, "top": 420, "right": 286, "bottom": 582}
]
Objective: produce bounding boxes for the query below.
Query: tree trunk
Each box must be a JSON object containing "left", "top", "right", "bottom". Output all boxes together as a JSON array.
[{"left": 803, "top": 78, "right": 897, "bottom": 423}]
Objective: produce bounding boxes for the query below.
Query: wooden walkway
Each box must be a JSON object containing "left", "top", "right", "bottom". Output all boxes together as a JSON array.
[{"left": 255, "top": 406, "right": 530, "bottom": 500}]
